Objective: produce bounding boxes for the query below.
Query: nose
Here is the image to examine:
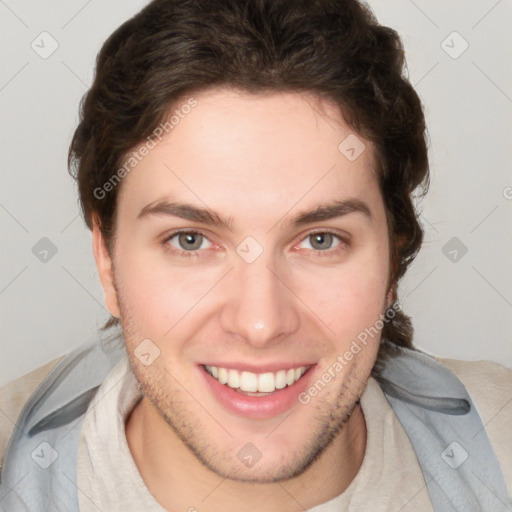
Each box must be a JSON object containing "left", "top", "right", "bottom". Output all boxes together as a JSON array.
[{"left": 219, "top": 253, "right": 300, "bottom": 348}]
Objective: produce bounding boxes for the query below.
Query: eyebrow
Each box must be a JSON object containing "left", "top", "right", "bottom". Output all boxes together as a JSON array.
[{"left": 136, "top": 197, "right": 372, "bottom": 230}]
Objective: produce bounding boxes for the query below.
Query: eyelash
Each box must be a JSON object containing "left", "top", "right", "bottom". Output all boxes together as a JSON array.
[{"left": 161, "top": 229, "right": 350, "bottom": 259}]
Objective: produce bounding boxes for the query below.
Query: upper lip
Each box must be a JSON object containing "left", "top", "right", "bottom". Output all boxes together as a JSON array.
[{"left": 200, "top": 362, "right": 315, "bottom": 373}]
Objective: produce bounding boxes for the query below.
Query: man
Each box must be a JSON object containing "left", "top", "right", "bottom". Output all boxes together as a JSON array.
[{"left": 1, "top": 0, "right": 511, "bottom": 510}]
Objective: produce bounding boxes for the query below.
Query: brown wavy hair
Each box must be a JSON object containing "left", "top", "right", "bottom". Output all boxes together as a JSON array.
[{"left": 68, "top": 0, "right": 430, "bottom": 364}]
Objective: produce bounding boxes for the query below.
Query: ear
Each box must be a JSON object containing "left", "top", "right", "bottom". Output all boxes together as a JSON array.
[
  {"left": 91, "top": 213, "right": 120, "bottom": 318},
  {"left": 386, "top": 285, "right": 396, "bottom": 309},
  {"left": 386, "top": 232, "right": 407, "bottom": 309}
]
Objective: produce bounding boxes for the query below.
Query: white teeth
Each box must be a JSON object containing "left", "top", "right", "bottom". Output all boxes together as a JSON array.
[
  {"left": 205, "top": 364, "right": 309, "bottom": 393},
  {"left": 258, "top": 372, "right": 275, "bottom": 393},
  {"left": 218, "top": 367, "right": 228, "bottom": 385},
  {"left": 240, "top": 371, "right": 258, "bottom": 392},
  {"left": 275, "top": 370, "right": 287, "bottom": 389},
  {"left": 227, "top": 369, "right": 240, "bottom": 388}
]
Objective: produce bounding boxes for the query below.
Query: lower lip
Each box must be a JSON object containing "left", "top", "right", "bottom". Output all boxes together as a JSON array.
[{"left": 199, "top": 365, "right": 316, "bottom": 419}]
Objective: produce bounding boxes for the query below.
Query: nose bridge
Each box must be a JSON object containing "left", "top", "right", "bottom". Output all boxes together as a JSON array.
[{"left": 220, "top": 250, "right": 300, "bottom": 346}]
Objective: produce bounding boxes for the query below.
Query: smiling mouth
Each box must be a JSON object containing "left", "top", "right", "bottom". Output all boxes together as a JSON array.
[{"left": 202, "top": 364, "right": 313, "bottom": 395}]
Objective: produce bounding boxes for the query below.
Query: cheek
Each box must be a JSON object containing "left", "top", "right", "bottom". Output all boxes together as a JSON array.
[
  {"left": 300, "top": 245, "right": 390, "bottom": 341},
  {"left": 114, "top": 250, "right": 219, "bottom": 331}
]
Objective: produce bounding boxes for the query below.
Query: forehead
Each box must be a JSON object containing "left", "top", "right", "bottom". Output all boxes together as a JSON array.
[{"left": 116, "top": 87, "right": 381, "bottom": 227}]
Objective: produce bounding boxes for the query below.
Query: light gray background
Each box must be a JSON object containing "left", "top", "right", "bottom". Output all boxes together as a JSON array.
[{"left": 1, "top": 0, "right": 511, "bottom": 386}]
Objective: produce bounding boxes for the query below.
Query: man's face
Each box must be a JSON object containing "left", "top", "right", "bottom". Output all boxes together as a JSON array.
[{"left": 95, "top": 87, "right": 392, "bottom": 482}]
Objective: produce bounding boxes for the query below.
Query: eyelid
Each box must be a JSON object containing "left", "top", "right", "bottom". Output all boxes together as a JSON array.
[{"left": 297, "top": 228, "right": 351, "bottom": 243}]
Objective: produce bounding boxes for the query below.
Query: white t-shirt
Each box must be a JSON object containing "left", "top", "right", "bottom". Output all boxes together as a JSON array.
[{"left": 76, "top": 356, "right": 512, "bottom": 511}]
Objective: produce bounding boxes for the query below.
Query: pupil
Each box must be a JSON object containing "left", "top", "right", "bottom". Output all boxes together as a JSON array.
[
  {"left": 180, "top": 233, "right": 202, "bottom": 250},
  {"left": 312, "top": 233, "right": 332, "bottom": 250}
]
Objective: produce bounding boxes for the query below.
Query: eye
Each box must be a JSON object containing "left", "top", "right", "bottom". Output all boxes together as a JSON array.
[
  {"left": 161, "top": 229, "right": 348, "bottom": 259},
  {"left": 164, "top": 230, "right": 213, "bottom": 253},
  {"left": 297, "top": 231, "right": 347, "bottom": 253}
]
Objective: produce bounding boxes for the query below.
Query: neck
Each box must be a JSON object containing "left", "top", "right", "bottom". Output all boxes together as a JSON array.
[{"left": 125, "top": 397, "right": 366, "bottom": 512}]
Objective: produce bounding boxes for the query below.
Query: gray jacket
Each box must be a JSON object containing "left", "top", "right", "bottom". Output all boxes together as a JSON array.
[{"left": 0, "top": 335, "right": 510, "bottom": 511}]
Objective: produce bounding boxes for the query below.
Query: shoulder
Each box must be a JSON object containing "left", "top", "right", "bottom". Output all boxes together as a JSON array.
[
  {"left": 436, "top": 356, "right": 512, "bottom": 496},
  {"left": 0, "top": 356, "right": 65, "bottom": 473},
  {"left": 435, "top": 357, "right": 512, "bottom": 422},
  {"left": 0, "top": 338, "right": 126, "bottom": 507}
]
